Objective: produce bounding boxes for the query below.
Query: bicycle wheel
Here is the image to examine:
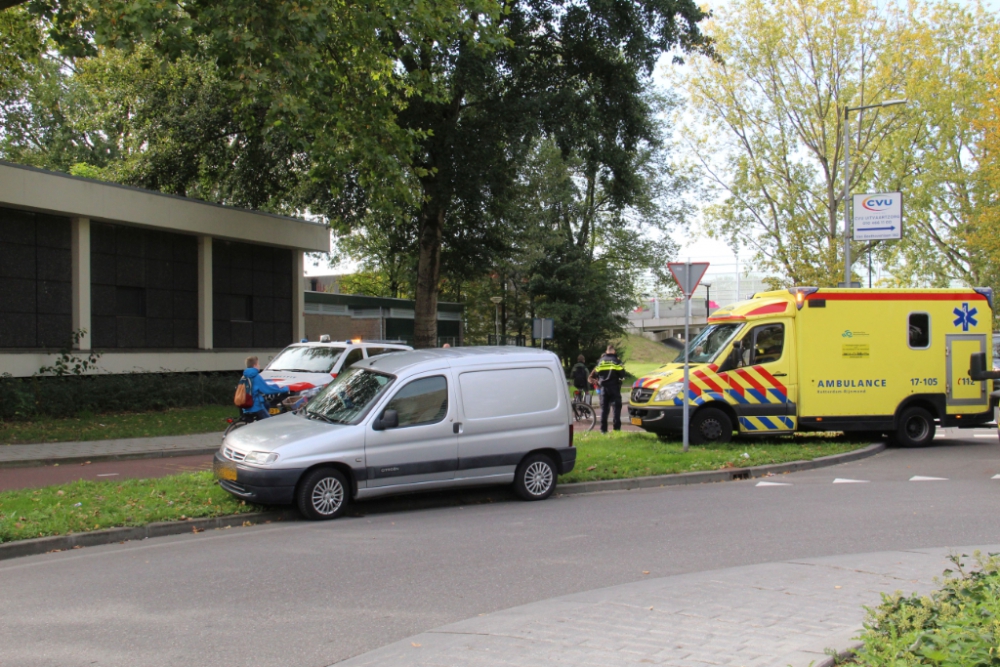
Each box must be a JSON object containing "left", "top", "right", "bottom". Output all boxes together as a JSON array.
[
  {"left": 224, "top": 419, "right": 248, "bottom": 438},
  {"left": 573, "top": 403, "right": 596, "bottom": 432}
]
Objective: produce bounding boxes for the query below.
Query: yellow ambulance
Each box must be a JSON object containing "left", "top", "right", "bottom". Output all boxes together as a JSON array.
[{"left": 627, "top": 287, "right": 995, "bottom": 447}]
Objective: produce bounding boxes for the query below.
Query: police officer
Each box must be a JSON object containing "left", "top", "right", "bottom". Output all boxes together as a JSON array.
[{"left": 590, "top": 345, "right": 626, "bottom": 433}]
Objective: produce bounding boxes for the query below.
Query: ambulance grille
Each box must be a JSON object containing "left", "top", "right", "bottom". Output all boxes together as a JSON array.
[{"left": 631, "top": 388, "right": 654, "bottom": 404}]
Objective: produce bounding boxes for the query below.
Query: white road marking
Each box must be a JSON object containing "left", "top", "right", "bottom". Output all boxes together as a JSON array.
[
  {"left": 833, "top": 478, "right": 869, "bottom": 484},
  {"left": 909, "top": 476, "right": 948, "bottom": 481},
  {"left": 96, "top": 473, "right": 119, "bottom": 477},
  {"left": 934, "top": 434, "right": 947, "bottom": 438},
  {"left": 991, "top": 474, "right": 1000, "bottom": 480},
  {"left": 756, "top": 481, "right": 792, "bottom": 487}
]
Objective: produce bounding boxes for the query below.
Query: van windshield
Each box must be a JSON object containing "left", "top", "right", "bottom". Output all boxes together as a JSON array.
[
  {"left": 267, "top": 346, "right": 346, "bottom": 373},
  {"left": 683, "top": 323, "right": 744, "bottom": 364},
  {"left": 305, "top": 368, "right": 394, "bottom": 424}
]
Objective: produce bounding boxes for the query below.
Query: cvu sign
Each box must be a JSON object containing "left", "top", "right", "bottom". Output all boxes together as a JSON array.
[{"left": 853, "top": 192, "right": 902, "bottom": 241}]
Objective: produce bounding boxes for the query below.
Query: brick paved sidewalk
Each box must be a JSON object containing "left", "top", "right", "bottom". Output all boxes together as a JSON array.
[
  {"left": 0, "top": 432, "right": 222, "bottom": 467},
  {"left": 338, "top": 545, "right": 992, "bottom": 667}
]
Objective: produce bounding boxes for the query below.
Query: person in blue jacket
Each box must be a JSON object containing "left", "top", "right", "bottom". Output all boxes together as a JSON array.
[{"left": 243, "top": 356, "right": 289, "bottom": 421}]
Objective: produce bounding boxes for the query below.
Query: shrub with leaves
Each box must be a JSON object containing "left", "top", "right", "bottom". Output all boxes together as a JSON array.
[{"left": 854, "top": 552, "right": 1000, "bottom": 666}]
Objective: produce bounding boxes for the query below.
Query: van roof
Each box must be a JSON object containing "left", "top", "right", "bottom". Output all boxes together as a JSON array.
[{"left": 356, "top": 346, "right": 559, "bottom": 376}]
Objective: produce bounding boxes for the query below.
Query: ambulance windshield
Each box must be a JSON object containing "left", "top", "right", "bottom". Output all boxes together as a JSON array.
[{"left": 683, "top": 323, "right": 744, "bottom": 364}]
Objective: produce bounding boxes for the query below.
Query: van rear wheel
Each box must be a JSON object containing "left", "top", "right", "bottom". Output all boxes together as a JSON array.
[
  {"left": 514, "top": 453, "right": 557, "bottom": 501},
  {"left": 297, "top": 468, "right": 350, "bottom": 520},
  {"left": 690, "top": 407, "right": 733, "bottom": 445},
  {"left": 894, "top": 407, "right": 936, "bottom": 447}
]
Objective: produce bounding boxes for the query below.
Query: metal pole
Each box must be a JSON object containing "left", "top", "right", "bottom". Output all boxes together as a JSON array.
[
  {"left": 735, "top": 252, "right": 740, "bottom": 301},
  {"left": 843, "top": 106, "right": 852, "bottom": 286},
  {"left": 682, "top": 261, "right": 691, "bottom": 453}
]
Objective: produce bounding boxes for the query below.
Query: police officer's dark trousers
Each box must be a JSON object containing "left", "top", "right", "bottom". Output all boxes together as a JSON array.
[{"left": 600, "top": 388, "right": 622, "bottom": 433}]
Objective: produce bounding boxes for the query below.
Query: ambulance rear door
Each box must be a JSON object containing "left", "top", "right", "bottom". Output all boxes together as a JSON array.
[{"left": 946, "top": 334, "right": 988, "bottom": 412}]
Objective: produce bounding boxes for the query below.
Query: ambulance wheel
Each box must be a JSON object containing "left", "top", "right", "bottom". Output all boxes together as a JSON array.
[
  {"left": 691, "top": 408, "right": 733, "bottom": 444},
  {"left": 894, "top": 407, "right": 936, "bottom": 448}
]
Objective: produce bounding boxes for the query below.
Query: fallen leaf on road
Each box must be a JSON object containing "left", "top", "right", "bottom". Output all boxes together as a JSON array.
[
  {"left": 642, "top": 571, "right": 650, "bottom": 575},
  {"left": 56, "top": 490, "right": 64, "bottom": 496},
  {"left": 835, "top": 585, "right": 842, "bottom": 589},
  {"left": 411, "top": 643, "right": 421, "bottom": 648},
  {"left": 587, "top": 465, "right": 597, "bottom": 471},
  {"left": 648, "top": 607, "right": 654, "bottom": 611}
]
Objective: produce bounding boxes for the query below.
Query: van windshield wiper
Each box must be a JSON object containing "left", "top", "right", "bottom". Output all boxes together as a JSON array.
[{"left": 306, "top": 411, "right": 336, "bottom": 424}]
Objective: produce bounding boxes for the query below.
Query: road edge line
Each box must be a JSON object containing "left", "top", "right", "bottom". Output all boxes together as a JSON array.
[{"left": 0, "top": 447, "right": 221, "bottom": 469}]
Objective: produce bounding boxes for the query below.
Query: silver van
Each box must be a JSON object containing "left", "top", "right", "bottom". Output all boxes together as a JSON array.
[{"left": 213, "top": 347, "right": 577, "bottom": 519}]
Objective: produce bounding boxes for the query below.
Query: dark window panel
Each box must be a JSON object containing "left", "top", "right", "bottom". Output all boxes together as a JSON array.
[
  {"left": 145, "top": 260, "right": 172, "bottom": 287},
  {"left": 0, "top": 208, "right": 36, "bottom": 245},
  {"left": 231, "top": 321, "right": 253, "bottom": 348},
  {"left": 91, "top": 253, "right": 117, "bottom": 285},
  {"left": 91, "top": 316, "right": 117, "bottom": 347},
  {"left": 37, "top": 314, "right": 72, "bottom": 347},
  {"left": 0, "top": 278, "right": 37, "bottom": 313},
  {"left": 274, "top": 272, "right": 292, "bottom": 297},
  {"left": 212, "top": 241, "right": 231, "bottom": 268},
  {"left": 34, "top": 215, "right": 71, "bottom": 249},
  {"left": 213, "top": 320, "right": 231, "bottom": 348},
  {"left": 230, "top": 242, "right": 253, "bottom": 269},
  {"left": 36, "top": 247, "right": 71, "bottom": 282},
  {"left": 173, "top": 318, "right": 197, "bottom": 348},
  {"left": 115, "top": 255, "right": 145, "bottom": 287},
  {"left": 173, "top": 264, "right": 197, "bottom": 292},
  {"left": 0, "top": 313, "right": 37, "bottom": 347},
  {"left": 115, "top": 286, "right": 146, "bottom": 317},
  {"left": 212, "top": 265, "right": 230, "bottom": 295},
  {"left": 212, "top": 291, "right": 229, "bottom": 321},
  {"left": 0, "top": 243, "right": 36, "bottom": 279},
  {"left": 115, "top": 226, "right": 145, "bottom": 258},
  {"left": 252, "top": 296, "right": 273, "bottom": 323},
  {"left": 274, "top": 322, "right": 292, "bottom": 346},
  {"left": 273, "top": 298, "right": 292, "bottom": 323},
  {"left": 230, "top": 294, "right": 253, "bottom": 322},
  {"left": 145, "top": 231, "right": 175, "bottom": 261},
  {"left": 116, "top": 317, "right": 146, "bottom": 347},
  {"left": 91, "top": 284, "right": 116, "bottom": 316},
  {"left": 173, "top": 235, "right": 197, "bottom": 264},
  {"left": 146, "top": 319, "right": 175, "bottom": 348},
  {"left": 37, "top": 280, "right": 71, "bottom": 315},
  {"left": 146, "top": 289, "right": 174, "bottom": 319},
  {"left": 252, "top": 245, "right": 274, "bottom": 273},
  {"left": 273, "top": 249, "right": 292, "bottom": 274},
  {"left": 253, "top": 322, "right": 274, "bottom": 348},
  {"left": 252, "top": 271, "right": 274, "bottom": 297},
  {"left": 229, "top": 269, "right": 254, "bottom": 296},
  {"left": 173, "top": 291, "right": 197, "bottom": 320},
  {"left": 91, "top": 223, "right": 116, "bottom": 254}
]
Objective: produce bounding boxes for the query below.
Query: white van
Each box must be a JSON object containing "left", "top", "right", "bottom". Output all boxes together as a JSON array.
[
  {"left": 214, "top": 347, "right": 576, "bottom": 519},
  {"left": 261, "top": 340, "right": 412, "bottom": 392}
]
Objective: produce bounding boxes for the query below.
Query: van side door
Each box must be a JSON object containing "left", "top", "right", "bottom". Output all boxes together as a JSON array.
[
  {"left": 455, "top": 365, "right": 565, "bottom": 480},
  {"left": 364, "top": 373, "right": 457, "bottom": 487},
  {"left": 729, "top": 321, "right": 796, "bottom": 433}
]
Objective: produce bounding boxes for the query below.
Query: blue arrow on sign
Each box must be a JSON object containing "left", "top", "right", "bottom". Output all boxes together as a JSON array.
[{"left": 861, "top": 225, "right": 896, "bottom": 232}]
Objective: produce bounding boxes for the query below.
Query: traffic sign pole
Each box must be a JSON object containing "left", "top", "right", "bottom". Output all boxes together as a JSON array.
[
  {"left": 667, "top": 260, "right": 710, "bottom": 453},
  {"left": 682, "top": 287, "right": 690, "bottom": 452}
]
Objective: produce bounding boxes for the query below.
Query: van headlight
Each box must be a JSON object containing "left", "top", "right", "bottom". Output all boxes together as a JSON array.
[
  {"left": 654, "top": 382, "right": 684, "bottom": 402},
  {"left": 244, "top": 451, "right": 279, "bottom": 465}
]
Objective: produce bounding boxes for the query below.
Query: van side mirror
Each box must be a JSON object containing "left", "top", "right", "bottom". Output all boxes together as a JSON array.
[
  {"left": 969, "top": 352, "right": 1000, "bottom": 381},
  {"left": 374, "top": 409, "right": 399, "bottom": 431}
]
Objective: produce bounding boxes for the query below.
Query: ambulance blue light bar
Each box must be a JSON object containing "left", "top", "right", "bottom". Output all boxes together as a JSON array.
[
  {"left": 974, "top": 287, "right": 993, "bottom": 311},
  {"left": 789, "top": 286, "right": 819, "bottom": 310}
]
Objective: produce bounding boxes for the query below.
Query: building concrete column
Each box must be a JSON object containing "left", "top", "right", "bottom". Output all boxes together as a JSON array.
[
  {"left": 293, "top": 251, "right": 305, "bottom": 341},
  {"left": 71, "top": 217, "right": 91, "bottom": 350},
  {"left": 197, "top": 236, "right": 213, "bottom": 349}
]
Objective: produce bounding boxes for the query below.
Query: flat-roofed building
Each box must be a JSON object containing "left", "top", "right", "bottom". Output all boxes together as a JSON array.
[{"left": 0, "top": 161, "right": 329, "bottom": 376}]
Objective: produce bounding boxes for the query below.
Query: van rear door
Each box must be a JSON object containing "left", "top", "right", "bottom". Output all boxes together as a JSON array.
[
  {"left": 946, "top": 334, "right": 989, "bottom": 411},
  {"left": 455, "top": 365, "right": 565, "bottom": 480}
]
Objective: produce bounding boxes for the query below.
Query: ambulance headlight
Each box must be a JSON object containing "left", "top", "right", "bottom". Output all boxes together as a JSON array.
[{"left": 654, "top": 382, "right": 684, "bottom": 402}]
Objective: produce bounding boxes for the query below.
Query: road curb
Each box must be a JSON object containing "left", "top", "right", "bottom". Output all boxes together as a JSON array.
[
  {"left": 556, "top": 442, "right": 886, "bottom": 495},
  {"left": 0, "top": 446, "right": 220, "bottom": 469},
  {"left": 0, "top": 443, "right": 884, "bottom": 561},
  {"left": 0, "top": 509, "right": 297, "bottom": 562}
]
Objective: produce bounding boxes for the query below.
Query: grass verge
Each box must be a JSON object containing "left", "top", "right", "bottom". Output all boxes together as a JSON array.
[
  {"left": 0, "top": 431, "right": 869, "bottom": 544},
  {"left": 850, "top": 552, "right": 1000, "bottom": 666},
  {"left": 0, "top": 405, "right": 235, "bottom": 445},
  {"left": 0, "top": 471, "right": 261, "bottom": 544},
  {"left": 561, "top": 430, "right": 863, "bottom": 483}
]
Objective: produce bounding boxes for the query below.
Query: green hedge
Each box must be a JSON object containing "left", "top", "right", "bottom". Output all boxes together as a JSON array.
[
  {"left": 0, "top": 372, "right": 237, "bottom": 421},
  {"left": 853, "top": 552, "right": 1000, "bottom": 666}
]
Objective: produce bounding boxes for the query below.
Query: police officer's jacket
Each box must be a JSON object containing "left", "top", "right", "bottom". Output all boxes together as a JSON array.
[{"left": 592, "top": 354, "right": 625, "bottom": 392}]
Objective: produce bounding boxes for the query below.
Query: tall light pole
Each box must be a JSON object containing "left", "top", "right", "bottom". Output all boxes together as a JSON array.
[
  {"left": 490, "top": 296, "right": 502, "bottom": 344},
  {"left": 842, "top": 98, "right": 906, "bottom": 286},
  {"left": 702, "top": 282, "right": 713, "bottom": 319}
]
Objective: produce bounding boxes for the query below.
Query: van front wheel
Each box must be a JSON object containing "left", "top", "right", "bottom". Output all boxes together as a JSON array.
[
  {"left": 690, "top": 407, "right": 733, "bottom": 444},
  {"left": 297, "top": 468, "right": 350, "bottom": 520},
  {"left": 895, "top": 407, "right": 936, "bottom": 447},
  {"left": 514, "top": 454, "right": 557, "bottom": 501}
]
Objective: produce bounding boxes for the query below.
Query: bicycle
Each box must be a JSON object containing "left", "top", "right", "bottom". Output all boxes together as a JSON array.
[
  {"left": 223, "top": 394, "right": 291, "bottom": 437},
  {"left": 571, "top": 388, "right": 596, "bottom": 432}
]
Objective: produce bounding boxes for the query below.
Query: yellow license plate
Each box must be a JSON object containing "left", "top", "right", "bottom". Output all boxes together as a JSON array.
[
  {"left": 268, "top": 407, "right": 281, "bottom": 415},
  {"left": 631, "top": 417, "right": 642, "bottom": 426},
  {"left": 215, "top": 463, "right": 238, "bottom": 481}
]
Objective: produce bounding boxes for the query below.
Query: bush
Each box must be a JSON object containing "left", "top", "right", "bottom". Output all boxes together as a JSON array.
[
  {"left": 853, "top": 552, "right": 1000, "bottom": 666},
  {"left": 0, "top": 372, "right": 237, "bottom": 421}
]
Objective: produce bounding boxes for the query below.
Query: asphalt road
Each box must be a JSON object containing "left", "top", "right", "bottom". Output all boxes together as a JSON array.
[{"left": 2, "top": 428, "right": 999, "bottom": 667}]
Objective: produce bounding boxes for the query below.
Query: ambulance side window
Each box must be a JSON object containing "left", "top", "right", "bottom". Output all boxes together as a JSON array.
[
  {"left": 750, "top": 324, "right": 784, "bottom": 365},
  {"left": 908, "top": 313, "right": 930, "bottom": 349}
]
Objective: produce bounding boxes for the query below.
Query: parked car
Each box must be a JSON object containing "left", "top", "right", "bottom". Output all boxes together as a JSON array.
[
  {"left": 214, "top": 347, "right": 577, "bottom": 519},
  {"left": 261, "top": 339, "right": 412, "bottom": 393}
]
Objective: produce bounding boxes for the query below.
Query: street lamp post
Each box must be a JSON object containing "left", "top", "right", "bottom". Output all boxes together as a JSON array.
[
  {"left": 490, "top": 296, "right": 503, "bottom": 344},
  {"left": 842, "top": 98, "right": 906, "bottom": 286},
  {"left": 703, "top": 282, "right": 712, "bottom": 319}
]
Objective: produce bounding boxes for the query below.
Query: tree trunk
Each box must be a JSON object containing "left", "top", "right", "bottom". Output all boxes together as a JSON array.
[{"left": 413, "top": 199, "right": 444, "bottom": 348}]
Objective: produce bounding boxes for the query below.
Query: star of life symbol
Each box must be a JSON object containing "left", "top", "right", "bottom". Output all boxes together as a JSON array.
[{"left": 953, "top": 302, "right": 978, "bottom": 331}]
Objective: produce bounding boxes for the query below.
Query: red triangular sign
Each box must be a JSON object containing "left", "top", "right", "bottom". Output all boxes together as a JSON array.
[{"left": 668, "top": 262, "right": 710, "bottom": 297}]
